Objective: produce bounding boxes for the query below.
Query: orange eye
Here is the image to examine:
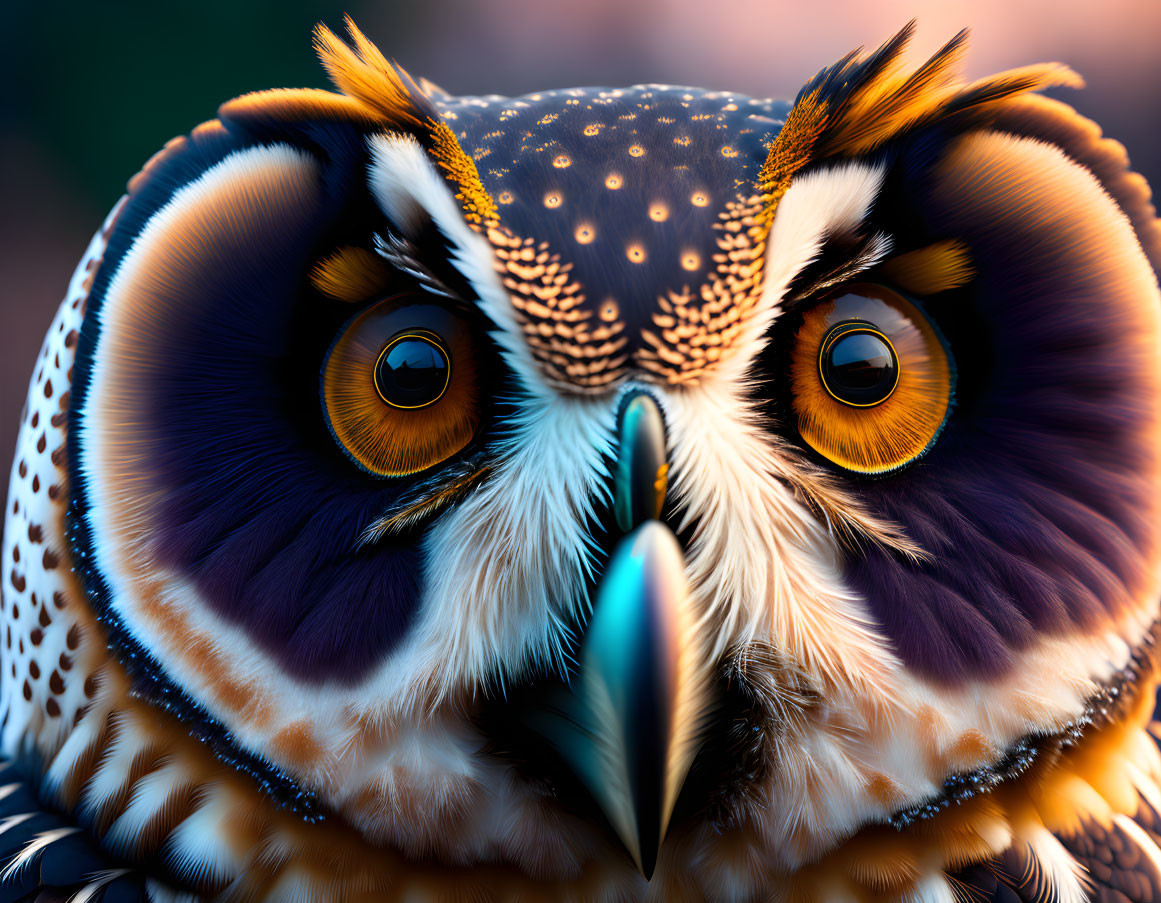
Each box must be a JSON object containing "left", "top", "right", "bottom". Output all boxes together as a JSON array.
[
  {"left": 790, "top": 283, "right": 952, "bottom": 474},
  {"left": 322, "top": 295, "right": 480, "bottom": 477}
]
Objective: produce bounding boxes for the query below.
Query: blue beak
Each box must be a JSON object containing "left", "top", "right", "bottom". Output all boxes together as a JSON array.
[{"left": 539, "top": 393, "right": 713, "bottom": 878}]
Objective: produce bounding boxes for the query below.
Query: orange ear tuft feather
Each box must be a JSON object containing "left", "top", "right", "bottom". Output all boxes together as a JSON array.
[
  {"left": 313, "top": 17, "right": 436, "bottom": 130},
  {"left": 756, "top": 23, "right": 1083, "bottom": 235},
  {"left": 313, "top": 18, "right": 498, "bottom": 226}
]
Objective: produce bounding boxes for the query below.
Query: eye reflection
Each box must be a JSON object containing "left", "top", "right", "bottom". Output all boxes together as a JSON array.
[
  {"left": 819, "top": 322, "right": 899, "bottom": 407},
  {"left": 374, "top": 332, "right": 451, "bottom": 409}
]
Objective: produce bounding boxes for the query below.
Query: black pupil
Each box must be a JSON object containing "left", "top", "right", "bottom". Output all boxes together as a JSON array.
[
  {"left": 375, "top": 335, "right": 449, "bottom": 408},
  {"left": 821, "top": 326, "right": 898, "bottom": 406}
]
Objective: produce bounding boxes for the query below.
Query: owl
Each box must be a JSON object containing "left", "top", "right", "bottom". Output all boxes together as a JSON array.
[{"left": 2, "top": 17, "right": 1161, "bottom": 903}]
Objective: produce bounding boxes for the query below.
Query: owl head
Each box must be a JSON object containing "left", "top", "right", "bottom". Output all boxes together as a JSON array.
[{"left": 3, "top": 18, "right": 1161, "bottom": 902}]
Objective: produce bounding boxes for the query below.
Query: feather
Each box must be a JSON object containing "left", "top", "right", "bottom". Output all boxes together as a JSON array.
[
  {"left": 757, "top": 24, "right": 1082, "bottom": 232},
  {"left": 880, "top": 240, "right": 974, "bottom": 296},
  {"left": 0, "top": 813, "right": 34, "bottom": 838},
  {"left": 68, "top": 869, "right": 133, "bottom": 903},
  {"left": 313, "top": 18, "right": 437, "bottom": 131},
  {"left": 1023, "top": 827, "right": 1091, "bottom": 903},
  {"left": 314, "top": 18, "right": 497, "bottom": 226},
  {"left": 310, "top": 246, "right": 395, "bottom": 302},
  {"left": 373, "top": 232, "right": 458, "bottom": 300},
  {"left": 0, "top": 825, "right": 81, "bottom": 881},
  {"left": 358, "top": 460, "right": 492, "bottom": 544}
]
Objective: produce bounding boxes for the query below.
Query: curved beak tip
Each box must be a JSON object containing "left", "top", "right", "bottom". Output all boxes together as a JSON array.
[
  {"left": 571, "top": 520, "right": 711, "bottom": 878},
  {"left": 527, "top": 391, "right": 715, "bottom": 878}
]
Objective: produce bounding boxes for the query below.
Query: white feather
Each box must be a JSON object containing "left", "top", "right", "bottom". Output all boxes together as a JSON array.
[
  {"left": 0, "top": 813, "right": 34, "bottom": 837},
  {"left": 105, "top": 761, "right": 192, "bottom": 853},
  {"left": 0, "top": 825, "right": 80, "bottom": 881},
  {"left": 900, "top": 873, "right": 957, "bottom": 903},
  {"left": 79, "top": 713, "right": 154, "bottom": 817},
  {"left": 367, "top": 133, "right": 547, "bottom": 398},
  {"left": 715, "top": 160, "right": 887, "bottom": 384},
  {"left": 1, "top": 206, "right": 112, "bottom": 758},
  {"left": 68, "top": 870, "right": 132, "bottom": 903},
  {"left": 1024, "top": 825, "right": 1091, "bottom": 903},
  {"left": 163, "top": 785, "right": 246, "bottom": 885},
  {"left": 663, "top": 382, "right": 900, "bottom": 692},
  {"left": 43, "top": 705, "right": 108, "bottom": 799}
]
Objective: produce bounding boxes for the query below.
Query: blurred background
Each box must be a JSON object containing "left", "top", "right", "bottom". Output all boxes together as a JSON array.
[{"left": 2, "top": 0, "right": 1160, "bottom": 470}]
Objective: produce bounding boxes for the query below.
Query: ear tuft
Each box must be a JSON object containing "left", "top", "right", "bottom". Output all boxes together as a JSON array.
[
  {"left": 757, "top": 24, "right": 1082, "bottom": 235},
  {"left": 313, "top": 17, "right": 438, "bottom": 130},
  {"left": 314, "top": 17, "right": 498, "bottom": 227}
]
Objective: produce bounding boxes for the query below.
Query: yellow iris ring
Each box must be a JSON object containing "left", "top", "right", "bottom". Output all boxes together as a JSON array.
[
  {"left": 792, "top": 284, "right": 951, "bottom": 474},
  {"left": 817, "top": 322, "right": 901, "bottom": 408},
  {"left": 372, "top": 330, "right": 452, "bottom": 409}
]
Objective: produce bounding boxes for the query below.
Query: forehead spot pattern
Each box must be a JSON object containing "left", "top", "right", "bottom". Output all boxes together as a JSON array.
[{"left": 438, "top": 85, "right": 788, "bottom": 389}]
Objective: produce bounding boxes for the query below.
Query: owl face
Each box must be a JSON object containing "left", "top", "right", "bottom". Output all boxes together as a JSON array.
[{"left": 4, "top": 19, "right": 1161, "bottom": 901}]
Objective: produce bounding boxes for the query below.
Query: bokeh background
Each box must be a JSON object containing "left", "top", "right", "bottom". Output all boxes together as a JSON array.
[{"left": 2, "top": 0, "right": 1160, "bottom": 471}]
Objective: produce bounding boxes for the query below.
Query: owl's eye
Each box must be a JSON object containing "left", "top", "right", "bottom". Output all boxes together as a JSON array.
[
  {"left": 323, "top": 295, "right": 480, "bottom": 477},
  {"left": 789, "top": 283, "right": 952, "bottom": 474}
]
